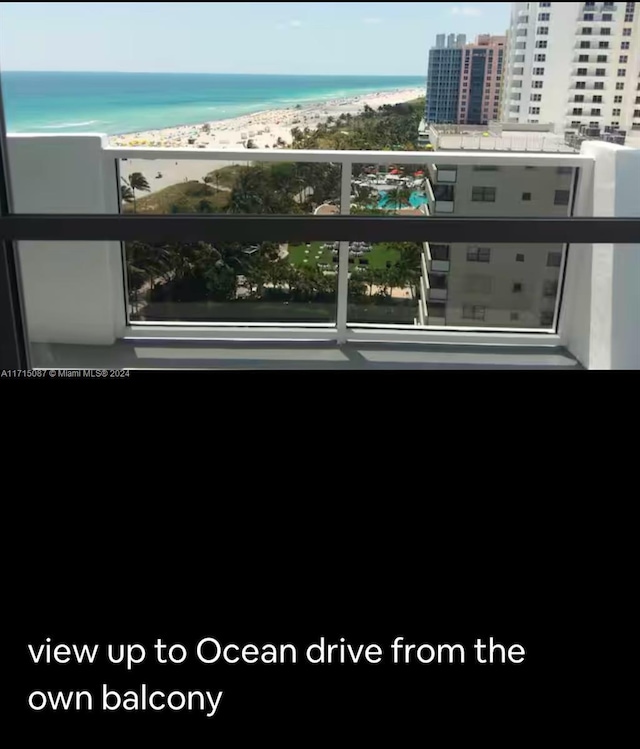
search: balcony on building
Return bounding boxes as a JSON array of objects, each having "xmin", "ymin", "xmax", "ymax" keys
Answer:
[{"xmin": 2, "ymin": 126, "xmax": 639, "ymax": 370}]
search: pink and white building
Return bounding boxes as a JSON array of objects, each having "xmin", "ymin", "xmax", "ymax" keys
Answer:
[{"xmin": 458, "ymin": 35, "xmax": 507, "ymax": 126}]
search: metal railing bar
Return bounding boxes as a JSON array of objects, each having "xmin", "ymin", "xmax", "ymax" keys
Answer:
[
  {"xmin": 1, "ymin": 215, "xmax": 637, "ymax": 244},
  {"xmin": 101, "ymin": 145, "xmax": 592, "ymax": 168}
]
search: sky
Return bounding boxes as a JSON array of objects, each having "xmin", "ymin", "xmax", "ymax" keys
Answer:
[{"xmin": 0, "ymin": 2, "xmax": 511, "ymax": 76}]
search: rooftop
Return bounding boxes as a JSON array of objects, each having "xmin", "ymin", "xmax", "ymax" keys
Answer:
[{"xmin": 426, "ymin": 124, "xmax": 577, "ymax": 153}]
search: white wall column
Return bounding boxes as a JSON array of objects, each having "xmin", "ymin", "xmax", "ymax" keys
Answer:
[
  {"xmin": 561, "ymin": 142, "xmax": 640, "ymax": 370},
  {"xmin": 7, "ymin": 134, "xmax": 125, "ymax": 345}
]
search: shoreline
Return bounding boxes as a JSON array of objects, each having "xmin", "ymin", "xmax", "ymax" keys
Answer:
[
  {"xmin": 108, "ymin": 84, "xmax": 424, "ymax": 139},
  {"xmin": 113, "ymin": 86, "xmax": 424, "ymax": 153}
]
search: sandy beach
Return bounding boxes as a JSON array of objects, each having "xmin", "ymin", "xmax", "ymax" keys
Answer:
[{"xmin": 116, "ymin": 87, "xmax": 423, "ymax": 193}]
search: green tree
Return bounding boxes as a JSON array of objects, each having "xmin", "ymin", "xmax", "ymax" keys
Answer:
[
  {"xmin": 121, "ymin": 184, "xmax": 134, "ymax": 207},
  {"xmin": 122, "ymin": 172, "xmax": 151, "ymax": 213},
  {"xmin": 197, "ymin": 199, "xmax": 214, "ymax": 213},
  {"xmin": 388, "ymin": 185, "xmax": 413, "ymax": 213}
]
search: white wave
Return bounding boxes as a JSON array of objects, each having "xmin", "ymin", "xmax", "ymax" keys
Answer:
[{"xmin": 41, "ymin": 120, "xmax": 102, "ymax": 129}]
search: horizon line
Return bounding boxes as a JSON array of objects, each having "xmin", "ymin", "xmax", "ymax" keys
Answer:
[{"xmin": 2, "ymin": 69, "xmax": 426, "ymax": 78}]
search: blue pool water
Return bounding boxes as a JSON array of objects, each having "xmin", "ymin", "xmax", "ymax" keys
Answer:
[{"xmin": 377, "ymin": 191, "xmax": 428, "ymax": 210}]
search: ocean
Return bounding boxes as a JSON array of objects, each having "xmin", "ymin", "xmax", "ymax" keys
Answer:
[{"xmin": 2, "ymin": 72, "xmax": 426, "ymax": 136}]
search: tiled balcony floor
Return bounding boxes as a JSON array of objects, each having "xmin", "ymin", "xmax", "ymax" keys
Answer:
[{"xmin": 31, "ymin": 341, "xmax": 584, "ymax": 370}]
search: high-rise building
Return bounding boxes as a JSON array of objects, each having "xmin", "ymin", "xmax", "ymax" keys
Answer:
[
  {"xmin": 426, "ymin": 35, "xmax": 505, "ymax": 126},
  {"xmin": 501, "ymin": 2, "xmax": 640, "ymax": 133},
  {"xmin": 418, "ymin": 124, "xmax": 577, "ymax": 329},
  {"xmin": 458, "ymin": 35, "xmax": 507, "ymax": 125},
  {"xmin": 426, "ymin": 34, "xmax": 466, "ymax": 124}
]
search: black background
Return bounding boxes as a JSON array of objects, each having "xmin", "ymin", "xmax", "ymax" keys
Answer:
[
  {"xmin": 14, "ymin": 538, "xmax": 578, "ymax": 746},
  {"xmin": 9, "ymin": 384, "xmax": 607, "ymax": 746}
]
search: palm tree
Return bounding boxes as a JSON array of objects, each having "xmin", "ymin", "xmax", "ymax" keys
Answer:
[
  {"xmin": 389, "ymin": 186, "xmax": 412, "ymax": 214},
  {"xmin": 120, "ymin": 184, "xmax": 134, "ymax": 209},
  {"xmin": 122, "ymin": 172, "xmax": 150, "ymax": 213},
  {"xmin": 353, "ymin": 184, "xmax": 374, "ymax": 208}
]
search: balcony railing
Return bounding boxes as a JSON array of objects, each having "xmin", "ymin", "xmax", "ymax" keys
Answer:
[{"xmin": 1, "ymin": 133, "xmax": 639, "ymax": 369}]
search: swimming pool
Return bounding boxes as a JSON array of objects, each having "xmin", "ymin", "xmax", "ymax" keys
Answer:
[{"xmin": 377, "ymin": 191, "xmax": 429, "ymax": 210}]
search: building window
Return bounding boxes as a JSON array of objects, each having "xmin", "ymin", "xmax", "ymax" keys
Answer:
[
  {"xmin": 613, "ymin": 108, "xmax": 621, "ymax": 116},
  {"xmin": 599, "ymin": 42, "xmax": 610, "ymax": 49},
  {"xmin": 577, "ymin": 68, "xmax": 588, "ymax": 76},
  {"xmin": 547, "ymin": 251, "xmax": 562, "ymax": 268},
  {"xmin": 582, "ymin": 27, "xmax": 592, "ymax": 35},
  {"xmin": 471, "ymin": 187, "xmax": 497, "ymax": 203},
  {"xmin": 557, "ymin": 167, "xmax": 573, "ymax": 175},
  {"xmin": 576, "ymin": 81, "xmax": 586, "ymax": 89},
  {"xmin": 603, "ymin": 13, "xmax": 613, "ymax": 21},
  {"xmin": 538, "ymin": 27, "xmax": 549, "ymax": 35},
  {"xmin": 596, "ymin": 69, "xmax": 606, "ymax": 76},
  {"xmin": 580, "ymin": 41, "xmax": 591, "ymax": 49},
  {"xmin": 574, "ymin": 95, "xmax": 585, "ymax": 103},
  {"xmin": 620, "ymin": 55, "xmax": 629, "ymax": 64},
  {"xmin": 534, "ymin": 54, "xmax": 546, "ymax": 62},
  {"xmin": 540, "ymin": 311, "xmax": 555, "ymax": 327},
  {"xmin": 614, "ymin": 95, "xmax": 623, "ymax": 103},
  {"xmin": 531, "ymin": 93, "xmax": 542, "ymax": 101},
  {"xmin": 540, "ymin": 1, "xmax": 551, "ymax": 6},
  {"xmin": 597, "ymin": 55, "xmax": 607, "ymax": 63},
  {"xmin": 532, "ymin": 80, "xmax": 544, "ymax": 89},
  {"xmin": 533, "ymin": 67, "xmax": 545, "ymax": 75},
  {"xmin": 601, "ymin": 27, "xmax": 611, "ymax": 35},
  {"xmin": 529, "ymin": 107, "xmax": 540, "ymax": 115},
  {"xmin": 578, "ymin": 55, "xmax": 589, "ymax": 63},
  {"xmin": 467, "ymin": 247, "xmax": 491, "ymax": 263},
  {"xmin": 462, "ymin": 306, "xmax": 486, "ymax": 322},
  {"xmin": 616, "ymin": 82, "xmax": 625, "ymax": 90},
  {"xmin": 621, "ymin": 42, "xmax": 630, "ymax": 50},
  {"xmin": 543, "ymin": 280, "xmax": 559, "ymax": 298},
  {"xmin": 583, "ymin": 13, "xmax": 594, "ymax": 21},
  {"xmin": 538, "ymin": 12, "xmax": 550, "ymax": 21},
  {"xmin": 522, "ymin": 192, "xmax": 532, "ymax": 201},
  {"xmin": 430, "ymin": 244, "xmax": 450, "ymax": 261},
  {"xmin": 618, "ymin": 69, "xmax": 627, "ymax": 77},
  {"xmin": 512, "ymin": 283, "xmax": 523, "ymax": 294},
  {"xmin": 635, "ymin": 110, "xmax": 640, "ymax": 118},
  {"xmin": 593, "ymin": 95, "xmax": 602, "ymax": 103},
  {"xmin": 594, "ymin": 82, "xmax": 604, "ymax": 90},
  {"xmin": 536, "ymin": 40, "xmax": 548, "ymax": 48},
  {"xmin": 573, "ymin": 108, "xmax": 583, "ymax": 115},
  {"xmin": 554, "ymin": 190, "xmax": 571, "ymax": 206}
]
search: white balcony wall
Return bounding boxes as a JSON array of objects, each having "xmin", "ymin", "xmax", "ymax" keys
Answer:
[
  {"xmin": 435, "ymin": 168, "xmax": 457, "ymax": 183},
  {"xmin": 561, "ymin": 141, "xmax": 640, "ymax": 370},
  {"xmin": 7, "ymin": 134, "xmax": 125, "ymax": 345},
  {"xmin": 435, "ymin": 201, "xmax": 455, "ymax": 214},
  {"xmin": 2, "ymin": 135, "xmax": 636, "ymax": 367}
]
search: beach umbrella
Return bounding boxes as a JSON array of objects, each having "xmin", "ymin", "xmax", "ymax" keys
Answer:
[
  {"xmin": 414, "ymin": 171, "xmax": 424, "ymax": 176},
  {"xmin": 390, "ymin": 169, "xmax": 400, "ymax": 175}
]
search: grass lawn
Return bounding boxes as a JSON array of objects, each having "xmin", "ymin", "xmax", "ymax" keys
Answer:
[
  {"xmin": 132, "ymin": 181, "xmax": 230, "ymax": 214},
  {"xmin": 288, "ymin": 242, "xmax": 401, "ymax": 270}
]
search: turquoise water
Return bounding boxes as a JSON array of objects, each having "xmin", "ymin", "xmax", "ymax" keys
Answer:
[
  {"xmin": 1, "ymin": 72, "xmax": 426, "ymax": 135},
  {"xmin": 377, "ymin": 190, "xmax": 428, "ymax": 210}
]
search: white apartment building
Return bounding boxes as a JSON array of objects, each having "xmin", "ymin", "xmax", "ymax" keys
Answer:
[
  {"xmin": 419, "ymin": 125, "xmax": 577, "ymax": 330},
  {"xmin": 501, "ymin": 2, "xmax": 640, "ymax": 134}
]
